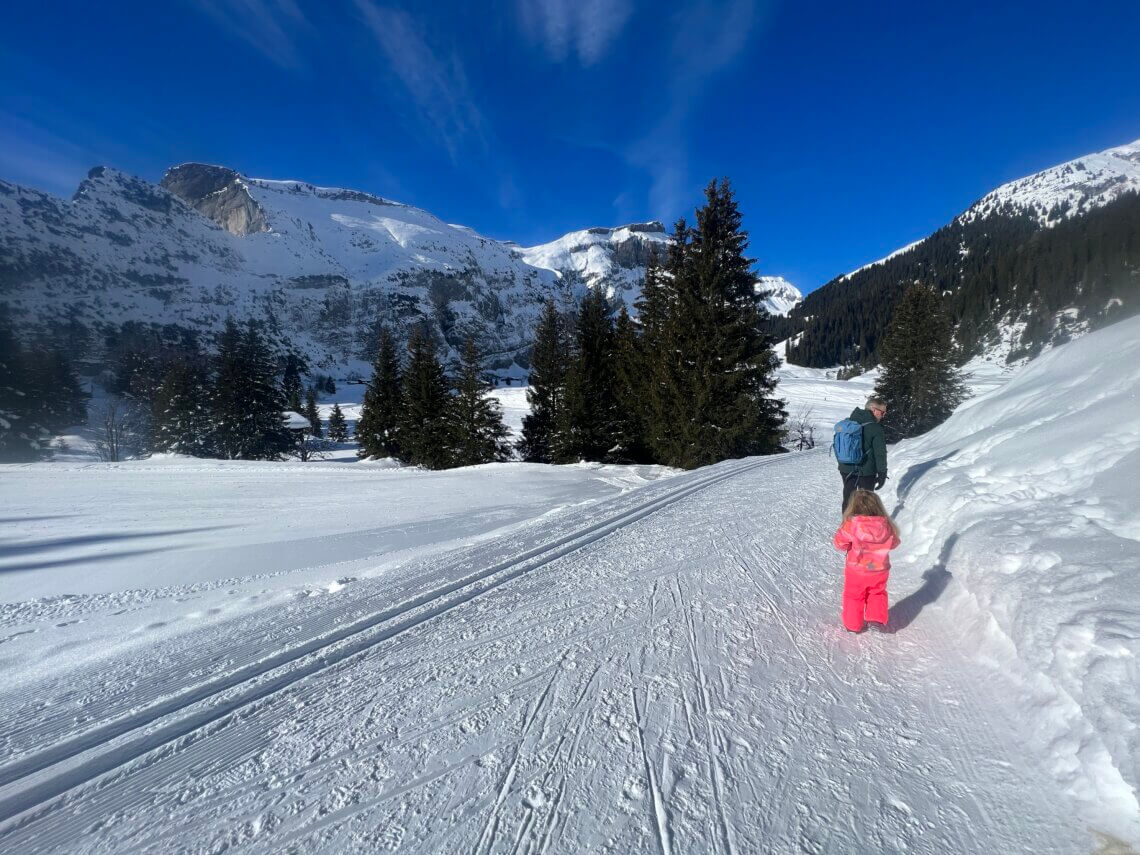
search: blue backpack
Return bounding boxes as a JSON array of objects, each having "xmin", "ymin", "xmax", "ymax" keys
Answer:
[{"xmin": 832, "ymin": 419, "xmax": 865, "ymax": 465}]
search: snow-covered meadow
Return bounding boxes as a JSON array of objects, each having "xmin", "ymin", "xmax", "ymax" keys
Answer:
[{"xmin": 1, "ymin": 317, "xmax": 1138, "ymax": 851}]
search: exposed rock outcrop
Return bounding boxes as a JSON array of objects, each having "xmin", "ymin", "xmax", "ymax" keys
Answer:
[{"xmin": 161, "ymin": 163, "xmax": 269, "ymax": 236}]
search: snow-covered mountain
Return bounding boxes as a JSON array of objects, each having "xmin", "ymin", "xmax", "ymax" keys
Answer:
[
  {"xmin": 754, "ymin": 275, "xmax": 802, "ymax": 316},
  {"xmin": 959, "ymin": 138, "xmax": 1140, "ymax": 226},
  {"xmin": 840, "ymin": 138, "xmax": 1140, "ymax": 275},
  {"xmin": 1, "ymin": 164, "xmax": 799, "ymax": 374},
  {"xmin": 520, "ymin": 223, "xmax": 800, "ymax": 316},
  {"xmin": 515, "ymin": 222, "xmax": 670, "ymax": 304},
  {"xmin": 783, "ymin": 137, "xmax": 1140, "ymax": 367},
  {"xmin": 0, "ymin": 164, "xmax": 565, "ymax": 374}
]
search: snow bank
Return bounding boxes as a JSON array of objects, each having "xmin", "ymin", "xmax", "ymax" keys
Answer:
[{"xmin": 887, "ymin": 313, "xmax": 1140, "ymax": 841}]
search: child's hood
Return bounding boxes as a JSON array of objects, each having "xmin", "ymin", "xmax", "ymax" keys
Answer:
[{"xmin": 848, "ymin": 515, "xmax": 894, "ymax": 543}]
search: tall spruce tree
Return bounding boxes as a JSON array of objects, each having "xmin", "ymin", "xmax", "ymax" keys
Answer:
[
  {"xmin": 327, "ymin": 403, "xmax": 349, "ymax": 442},
  {"xmin": 555, "ymin": 288, "xmax": 619, "ymax": 462},
  {"xmin": 518, "ymin": 299, "xmax": 568, "ymax": 462},
  {"xmin": 398, "ymin": 326, "xmax": 454, "ymax": 469},
  {"xmin": 450, "ymin": 336, "xmax": 511, "ymax": 466},
  {"xmin": 0, "ymin": 313, "xmax": 50, "ymax": 462},
  {"xmin": 152, "ymin": 359, "xmax": 214, "ymax": 456},
  {"xmin": 211, "ymin": 320, "xmax": 292, "ymax": 460},
  {"xmin": 610, "ymin": 306, "xmax": 652, "ymax": 463},
  {"xmin": 648, "ymin": 181, "xmax": 785, "ymax": 468},
  {"xmin": 638, "ymin": 230, "xmax": 685, "ymax": 462},
  {"xmin": 282, "ymin": 354, "xmax": 303, "ymax": 412},
  {"xmin": 303, "ymin": 386, "xmax": 323, "ymax": 438},
  {"xmin": 874, "ymin": 283, "xmax": 966, "ymax": 441},
  {"xmin": 357, "ymin": 324, "xmax": 403, "ymax": 459}
]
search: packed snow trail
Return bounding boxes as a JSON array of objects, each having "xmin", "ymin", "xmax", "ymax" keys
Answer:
[{"xmin": 0, "ymin": 452, "xmax": 1093, "ymax": 853}]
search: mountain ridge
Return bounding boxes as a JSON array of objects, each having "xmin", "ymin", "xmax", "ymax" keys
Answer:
[
  {"xmin": 1, "ymin": 161, "xmax": 799, "ymax": 375},
  {"xmin": 779, "ymin": 137, "xmax": 1140, "ymax": 368}
]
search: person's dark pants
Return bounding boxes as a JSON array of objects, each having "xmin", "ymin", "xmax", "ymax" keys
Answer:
[{"xmin": 841, "ymin": 473, "xmax": 877, "ymax": 513}]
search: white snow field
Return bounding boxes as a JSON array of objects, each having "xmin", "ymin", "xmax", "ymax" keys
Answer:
[{"xmin": 1, "ymin": 318, "xmax": 1138, "ymax": 852}]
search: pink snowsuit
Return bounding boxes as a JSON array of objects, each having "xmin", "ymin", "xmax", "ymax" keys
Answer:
[{"xmin": 833, "ymin": 515, "xmax": 901, "ymax": 632}]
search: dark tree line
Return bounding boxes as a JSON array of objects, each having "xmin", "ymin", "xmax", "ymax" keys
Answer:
[
  {"xmin": 0, "ymin": 308, "xmax": 89, "ymax": 461},
  {"xmin": 775, "ymin": 191, "xmax": 1140, "ymax": 367},
  {"xmin": 356, "ymin": 326, "xmax": 511, "ymax": 469},
  {"xmin": 520, "ymin": 180, "xmax": 786, "ymax": 470}
]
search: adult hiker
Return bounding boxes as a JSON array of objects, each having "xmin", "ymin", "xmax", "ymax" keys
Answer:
[{"xmin": 834, "ymin": 396, "xmax": 888, "ymax": 513}]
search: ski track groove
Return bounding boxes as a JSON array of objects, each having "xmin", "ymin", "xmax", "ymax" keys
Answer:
[
  {"xmin": 0, "ymin": 458, "xmax": 773, "ymax": 831},
  {"xmin": 629, "ymin": 672, "xmax": 672, "ymax": 855}
]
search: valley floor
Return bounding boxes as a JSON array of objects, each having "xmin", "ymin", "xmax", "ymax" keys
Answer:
[{"xmin": 0, "ymin": 451, "xmax": 1101, "ymax": 853}]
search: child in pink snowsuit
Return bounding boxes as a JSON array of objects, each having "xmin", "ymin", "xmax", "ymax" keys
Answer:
[{"xmin": 833, "ymin": 489, "xmax": 901, "ymax": 632}]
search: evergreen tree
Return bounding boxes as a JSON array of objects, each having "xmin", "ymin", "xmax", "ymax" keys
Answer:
[
  {"xmin": 874, "ymin": 283, "xmax": 967, "ymax": 441},
  {"xmin": 555, "ymin": 288, "xmax": 618, "ymax": 462},
  {"xmin": 282, "ymin": 354, "xmax": 303, "ymax": 412},
  {"xmin": 518, "ymin": 300, "xmax": 568, "ymax": 462},
  {"xmin": 611, "ymin": 306, "xmax": 652, "ymax": 462},
  {"xmin": 26, "ymin": 340, "xmax": 89, "ymax": 432},
  {"xmin": 0, "ymin": 313, "xmax": 50, "ymax": 462},
  {"xmin": 327, "ymin": 403, "xmax": 349, "ymax": 442},
  {"xmin": 152, "ymin": 359, "xmax": 214, "ymax": 456},
  {"xmin": 649, "ymin": 180, "xmax": 785, "ymax": 468},
  {"xmin": 449, "ymin": 336, "xmax": 511, "ymax": 466},
  {"xmin": 357, "ymin": 324, "xmax": 403, "ymax": 459},
  {"xmin": 398, "ymin": 326, "xmax": 454, "ymax": 469},
  {"xmin": 211, "ymin": 320, "xmax": 292, "ymax": 460},
  {"xmin": 638, "ymin": 228, "xmax": 686, "ymax": 462},
  {"xmin": 303, "ymin": 386, "xmax": 323, "ymax": 438}
]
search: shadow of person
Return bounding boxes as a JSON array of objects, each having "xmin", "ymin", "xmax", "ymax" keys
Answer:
[{"xmin": 888, "ymin": 567, "xmax": 953, "ymax": 632}]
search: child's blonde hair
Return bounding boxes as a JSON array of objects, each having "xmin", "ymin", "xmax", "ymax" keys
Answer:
[{"xmin": 843, "ymin": 489, "xmax": 899, "ymax": 538}]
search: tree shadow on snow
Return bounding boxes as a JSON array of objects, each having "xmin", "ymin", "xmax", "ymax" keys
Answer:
[
  {"xmin": 888, "ymin": 533, "xmax": 957, "ymax": 633},
  {"xmin": 0, "ymin": 526, "xmax": 235, "ymax": 573}
]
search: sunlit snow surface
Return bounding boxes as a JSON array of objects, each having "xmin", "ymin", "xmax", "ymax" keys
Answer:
[{"xmin": 1, "ymin": 319, "xmax": 1138, "ymax": 851}]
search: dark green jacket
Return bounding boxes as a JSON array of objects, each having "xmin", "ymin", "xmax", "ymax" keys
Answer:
[{"xmin": 837, "ymin": 407, "xmax": 887, "ymax": 478}]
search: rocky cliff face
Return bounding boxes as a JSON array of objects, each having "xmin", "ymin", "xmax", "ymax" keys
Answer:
[{"xmin": 160, "ymin": 164, "xmax": 268, "ymax": 236}]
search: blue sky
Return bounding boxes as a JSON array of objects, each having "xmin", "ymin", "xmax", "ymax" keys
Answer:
[{"xmin": 2, "ymin": 0, "xmax": 1138, "ymax": 292}]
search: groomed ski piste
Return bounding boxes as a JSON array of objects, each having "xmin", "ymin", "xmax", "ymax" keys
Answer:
[{"xmin": 1, "ymin": 317, "xmax": 1138, "ymax": 853}]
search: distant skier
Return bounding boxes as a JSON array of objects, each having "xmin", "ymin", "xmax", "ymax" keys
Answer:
[
  {"xmin": 833, "ymin": 489, "xmax": 901, "ymax": 632},
  {"xmin": 834, "ymin": 396, "xmax": 888, "ymax": 513}
]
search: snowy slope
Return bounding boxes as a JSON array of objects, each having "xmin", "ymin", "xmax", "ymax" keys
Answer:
[
  {"xmin": 887, "ymin": 312, "xmax": 1140, "ymax": 841},
  {"xmin": 960, "ymin": 138, "xmax": 1140, "ymax": 226}
]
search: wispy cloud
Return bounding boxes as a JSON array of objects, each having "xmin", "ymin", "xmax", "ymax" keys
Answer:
[
  {"xmin": 189, "ymin": 0, "xmax": 311, "ymax": 70},
  {"xmin": 517, "ymin": 0, "xmax": 634, "ymax": 65},
  {"xmin": 626, "ymin": 0, "xmax": 763, "ymax": 219},
  {"xmin": 353, "ymin": 1, "xmax": 487, "ymax": 161}
]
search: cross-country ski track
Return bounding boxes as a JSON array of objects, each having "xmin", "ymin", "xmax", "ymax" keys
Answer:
[{"xmin": 0, "ymin": 451, "xmax": 1094, "ymax": 853}]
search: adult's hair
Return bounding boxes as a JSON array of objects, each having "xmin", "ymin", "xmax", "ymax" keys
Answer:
[
  {"xmin": 842, "ymin": 489, "xmax": 899, "ymax": 538},
  {"xmin": 866, "ymin": 396, "xmax": 887, "ymax": 409}
]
